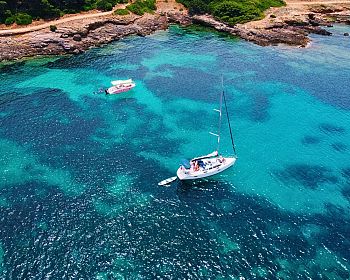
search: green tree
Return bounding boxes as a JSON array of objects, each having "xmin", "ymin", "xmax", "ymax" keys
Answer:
[
  {"xmin": 0, "ymin": 1, "xmax": 7, "ymax": 22},
  {"xmin": 96, "ymin": 0, "xmax": 115, "ymax": 11},
  {"xmin": 177, "ymin": 0, "xmax": 284, "ymax": 25},
  {"xmin": 114, "ymin": 8, "xmax": 129, "ymax": 15},
  {"xmin": 126, "ymin": 0, "xmax": 156, "ymax": 15},
  {"xmin": 15, "ymin": 12, "xmax": 33, "ymax": 25},
  {"xmin": 5, "ymin": 15, "xmax": 15, "ymax": 25},
  {"xmin": 188, "ymin": 0, "xmax": 208, "ymax": 15}
]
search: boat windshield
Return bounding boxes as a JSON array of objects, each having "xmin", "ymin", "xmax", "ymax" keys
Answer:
[{"xmin": 181, "ymin": 159, "xmax": 191, "ymax": 169}]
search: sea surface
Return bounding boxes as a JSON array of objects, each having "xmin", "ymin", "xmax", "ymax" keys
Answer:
[{"xmin": 1, "ymin": 24, "xmax": 350, "ymax": 279}]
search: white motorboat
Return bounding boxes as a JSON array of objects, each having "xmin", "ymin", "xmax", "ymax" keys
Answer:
[{"xmin": 105, "ymin": 79, "xmax": 136, "ymax": 95}]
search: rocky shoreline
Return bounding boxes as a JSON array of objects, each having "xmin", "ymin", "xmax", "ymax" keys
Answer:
[
  {"xmin": 0, "ymin": 2, "xmax": 349, "ymax": 62},
  {"xmin": 192, "ymin": 2, "xmax": 350, "ymax": 47},
  {"xmin": 0, "ymin": 12, "xmax": 191, "ymax": 61}
]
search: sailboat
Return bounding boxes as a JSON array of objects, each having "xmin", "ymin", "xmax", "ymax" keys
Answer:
[{"xmin": 158, "ymin": 87, "xmax": 237, "ymax": 186}]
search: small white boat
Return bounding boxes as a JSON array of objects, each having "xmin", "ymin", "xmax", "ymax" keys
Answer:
[
  {"xmin": 176, "ymin": 88, "xmax": 237, "ymax": 181},
  {"xmin": 158, "ymin": 176, "xmax": 178, "ymax": 186},
  {"xmin": 105, "ymin": 79, "xmax": 136, "ymax": 95}
]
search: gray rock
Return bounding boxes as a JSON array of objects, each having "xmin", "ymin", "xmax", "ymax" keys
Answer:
[
  {"xmin": 344, "ymin": 32, "xmax": 349, "ymax": 36},
  {"xmin": 62, "ymin": 43, "xmax": 71, "ymax": 50},
  {"xmin": 73, "ymin": 34, "xmax": 82, "ymax": 41}
]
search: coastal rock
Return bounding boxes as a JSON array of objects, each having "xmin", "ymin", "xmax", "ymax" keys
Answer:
[
  {"xmin": 0, "ymin": 12, "xmax": 174, "ymax": 61},
  {"xmin": 301, "ymin": 26, "xmax": 332, "ymax": 35},
  {"xmin": 310, "ymin": 5, "xmax": 344, "ymax": 14},
  {"xmin": 62, "ymin": 44, "xmax": 71, "ymax": 51},
  {"xmin": 192, "ymin": 14, "xmax": 310, "ymax": 47},
  {"xmin": 345, "ymin": 32, "xmax": 349, "ymax": 36},
  {"xmin": 166, "ymin": 12, "xmax": 192, "ymax": 25},
  {"xmin": 73, "ymin": 34, "xmax": 82, "ymax": 41},
  {"xmin": 285, "ymin": 19, "xmax": 308, "ymax": 26}
]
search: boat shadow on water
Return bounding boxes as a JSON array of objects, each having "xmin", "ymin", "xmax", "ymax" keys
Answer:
[
  {"xmin": 174, "ymin": 178, "xmax": 236, "ymax": 207},
  {"xmin": 175, "ymin": 177, "xmax": 233, "ymax": 194}
]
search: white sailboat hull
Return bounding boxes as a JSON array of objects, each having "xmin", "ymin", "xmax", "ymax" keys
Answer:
[{"xmin": 176, "ymin": 156, "xmax": 236, "ymax": 181}]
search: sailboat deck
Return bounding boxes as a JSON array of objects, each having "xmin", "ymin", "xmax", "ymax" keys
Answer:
[{"xmin": 177, "ymin": 156, "xmax": 236, "ymax": 180}]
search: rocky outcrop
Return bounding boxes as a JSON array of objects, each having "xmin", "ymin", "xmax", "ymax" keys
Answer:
[
  {"xmin": 0, "ymin": 14, "xmax": 173, "ymax": 61},
  {"xmin": 165, "ymin": 11, "xmax": 192, "ymax": 25},
  {"xmin": 192, "ymin": 13, "xmax": 337, "ymax": 47}
]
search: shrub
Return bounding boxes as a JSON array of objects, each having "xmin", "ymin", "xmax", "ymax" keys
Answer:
[
  {"xmin": 105, "ymin": 3, "xmax": 113, "ymax": 10},
  {"xmin": 50, "ymin": 25, "xmax": 57, "ymax": 32},
  {"xmin": 5, "ymin": 15, "xmax": 15, "ymax": 25},
  {"xmin": 114, "ymin": 9, "xmax": 129, "ymax": 15},
  {"xmin": 83, "ymin": 4, "xmax": 95, "ymax": 11},
  {"xmin": 188, "ymin": 0, "xmax": 208, "ymax": 15},
  {"xmin": 1, "ymin": 9, "xmax": 11, "ymax": 23},
  {"xmin": 96, "ymin": 0, "xmax": 114, "ymax": 11},
  {"xmin": 15, "ymin": 13, "xmax": 32, "ymax": 25},
  {"xmin": 177, "ymin": 0, "xmax": 285, "ymax": 25},
  {"xmin": 127, "ymin": 0, "xmax": 156, "ymax": 15},
  {"xmin": 41, "ymin": 8, "xmax": 61, "ymax": 19}
]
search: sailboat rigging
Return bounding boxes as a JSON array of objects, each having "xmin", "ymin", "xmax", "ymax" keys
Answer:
[{"xmin": 158, "ymin": 86, "xmax": 237, "ymax": 186}]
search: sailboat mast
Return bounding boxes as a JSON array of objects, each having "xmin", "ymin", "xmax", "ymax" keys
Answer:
[
  {"xmin": 222, "ymin": 90, "xmax": 237, "ymax": 155},
  {"xmin": 217, "ymin": 89, "xmax": 223, "ymax": 153}
]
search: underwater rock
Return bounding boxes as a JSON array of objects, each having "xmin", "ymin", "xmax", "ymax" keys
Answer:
[
  {"xmin": 276, "ymin": 163, "xmax": 338, "ymax": 189},
  {"xmin": 331, "ymin": 142, "xmax": 347, "ymax": 152},
  {"xmin": 319, "ymin": 123, "xmax": 346, "ymax": 134}
]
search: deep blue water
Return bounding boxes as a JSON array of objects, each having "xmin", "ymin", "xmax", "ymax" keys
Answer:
[{"xmin": 0, "ymin": 24, "xmax": 350, "ymax": 279}]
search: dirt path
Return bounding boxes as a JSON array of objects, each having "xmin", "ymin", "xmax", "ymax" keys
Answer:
[
  {"xmin": 0, "ymin": 8, "xmax": 120, "ymax": 36},
  {"xmin": 0, "ymin": 0, "xmax": 185, "ymax": 37},
  {"xmin": 286, "ymin": 0, "xmax": 350, "ymax": 5}
]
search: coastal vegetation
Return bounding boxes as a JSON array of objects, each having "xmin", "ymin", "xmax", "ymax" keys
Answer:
[
  {"xmin": 0, "ymin": 0, "xmax": 123, "ymax": 25},
  {"xmin": 177, "ymin": 0, "xmax": 285, "ymax": 25},
  {"xmin": 0, "ymin": 0, "xmax": 156, "ymax": 25},
  {"xmin": 126, "ymin": 0, "xmax": 156, "ymax": 16},
  {"xmin": 49, "ymin": 24, "xmax": 57, "ymax": 32},
  {"xmin": 114, "ymin": 8, "xmax": 130, "ymax": 15}
]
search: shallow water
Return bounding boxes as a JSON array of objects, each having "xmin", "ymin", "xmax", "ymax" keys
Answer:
[{"xmin": 0, "ymin": 25, "xmax": 350, "ymax": 279}]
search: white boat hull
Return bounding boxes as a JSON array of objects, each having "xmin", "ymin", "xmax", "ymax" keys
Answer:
[
  {"xmin": 176, "ymin": 156, "xmax": 236, "ymax": 180},
  {"xmin": 106, "ymin": 83, "xmax": 135, "ymax": 95}
]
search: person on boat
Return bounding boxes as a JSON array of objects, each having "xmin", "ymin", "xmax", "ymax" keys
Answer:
[
  {"xmin": 194, "ymin": 161, "xmax": 199, "ymax": 172},
  {"xmin": 217, "ymin": 156, "xmax": 225, "ymax": 163}
]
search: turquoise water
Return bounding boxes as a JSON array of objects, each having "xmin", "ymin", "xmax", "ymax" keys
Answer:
[{"xmin": 1, "ymin": 24, "xmax": 350, "ymax": 279}]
